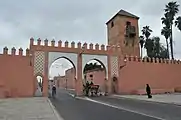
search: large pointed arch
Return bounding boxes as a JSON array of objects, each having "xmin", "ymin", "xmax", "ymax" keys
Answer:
[
  {"xmin": 82, "ymin": 54, "xmax": 108, "ymax": 78},
  {"xmin": 48, "ymin": 52, "xmax": 77, "ymax": 77}
]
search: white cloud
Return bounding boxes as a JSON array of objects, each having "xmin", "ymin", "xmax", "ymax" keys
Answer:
[{"xmin": 0, "ymin": 0, "xmax": 181, "ymax": 76}]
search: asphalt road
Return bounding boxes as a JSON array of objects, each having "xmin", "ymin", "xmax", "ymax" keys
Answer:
[
  {"xmin": 50, "ymin": 89, "xmax": 165, "ymax": 120},
  {"xmin": 91, "ymin": 96, "xmax": 181, "ymax": 120},
  {"xmin": 65, "ymin": 89, "xmax": 181, "ymax": 120}
]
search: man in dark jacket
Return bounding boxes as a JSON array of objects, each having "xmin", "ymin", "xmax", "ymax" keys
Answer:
[
  {"xmin": 146, "ymin": 84, "xmax": 152, "ymax": 98},
  {"xmin": 52, "ymin": 85, "xmax": 56, "ymax": 97}
]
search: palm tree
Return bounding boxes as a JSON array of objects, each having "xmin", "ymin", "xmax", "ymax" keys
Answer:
[
  {"xmin": 139, "ymin": 36, "xmax": 145, "ymax": 59},
  {"xmin": 161, "ymin": 26, "xmax": 171, "ymax": 59},
  {"xmin": 141, "ymin": 26, "xmax": 153, "ymax": 40},
  {"xmin": 145, "ymin": 36, "xmax": 168, "ymax": 59},
  {"xmin": 161, "ymin": 14, "xmax": 171, "ymax": 27},
  {"xmin": 141, "ymin": 26, "xmax": 153, "ymax": 57},
  {"xmin": 144, "ymin": 38, "xmax": 154, "ymax": 58},
  {"xmin": 164, "ymin": 1, "xmax": 180, "ymax": 59},
  {"xmin": 153, "ymin": 37, "xmax": 161, "ymax": 58},
  {"xmin": 159, "ymin": 45, "xmax": 168, "ymax": 59},
  {"xmin": 175, "ymin": 16, "xmax": 181, "ymax": 31}
]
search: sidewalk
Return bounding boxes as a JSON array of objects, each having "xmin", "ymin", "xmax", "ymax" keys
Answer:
[
  {"xmin": 113, "ymin": 94, "xmax": 181, "ymax": 106},
  {"xmin": 0, "ymin": 97, "xmax": 64, "ymax": 120}
]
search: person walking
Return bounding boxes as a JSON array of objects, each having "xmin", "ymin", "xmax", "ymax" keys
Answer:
[
  {"xmin": 52, "ymin": 85, "xmax": 57, "ymax": 98},
  {"xmin": 146, "ymin": 84, "xmax": 152, "ymax": 98}
]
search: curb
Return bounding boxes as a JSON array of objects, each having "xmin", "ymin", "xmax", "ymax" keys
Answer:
[
  {"xmin": 47, "ymin": 98, "xmax": 64, "ymax": 120},
  {"xmin": 111, "ymin": 95, "xmax": 181, "ymax": 106}
]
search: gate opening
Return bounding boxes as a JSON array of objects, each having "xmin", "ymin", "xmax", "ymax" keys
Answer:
[
  {"xmin": 83, "ymin": 59, "xmax": 107, "ymax": 96},
  {"xmin": 49, "ymin": 57, "xmax": 76, "ymax": 94},
  {"xmin": 35, "ymin": 75, "xmax": 43, "ymax": 97}
]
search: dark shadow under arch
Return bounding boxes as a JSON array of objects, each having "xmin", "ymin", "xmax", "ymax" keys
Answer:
[{"xmin": 51, "ymin": 56, "xmax": 76, "ymax": 74}]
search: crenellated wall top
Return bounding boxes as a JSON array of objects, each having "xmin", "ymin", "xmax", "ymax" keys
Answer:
[
  {"xmin": 123, "ymin": 55, "xmax": 181, "ymax": 65},
  {"xmin": 1, "ymin": 47, "xmax": 30, "ymax": 56},
  {"xmin": 29, "ymin": 38, "xmax": 122, "ymax": 54}
]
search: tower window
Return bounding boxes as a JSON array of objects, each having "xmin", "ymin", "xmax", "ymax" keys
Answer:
[
  {"xmin": 111, "ymin": 21, "xmax": 114, "ymax": 28},
  {"xmin": 126, "ymin": 21, "xmax": 131, "ymax": 26}
]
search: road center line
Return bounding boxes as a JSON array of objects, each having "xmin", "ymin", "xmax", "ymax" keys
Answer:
[
  {"xmin": 82, "ymin": 98, "xmax": 165, "ymax": 120},
  {"xmin": 67, "ymin": 92, "xmax": 165, "ymax": 120}
]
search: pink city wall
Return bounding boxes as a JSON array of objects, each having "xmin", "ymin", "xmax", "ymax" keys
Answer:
[
  {"xmin": 65, "ymin": 68, "xmax": 75, "ymax": 89},
  {"xmin": 56, "ymin": 68, "xmax": 75, "ymax": 89},
  {"xmin": 0, "ymin": 48, "xmax": 34, "ymax": 98},
  {"xmin": 85, "ymin": 69, "xmax": 106, "ymax": 92},
  {"xmin": 56, "ymin": 58, "xmax": 181, "ymax": 95},
  {"xmin": 56, "ymin": 68, "xmax": 106, "ymax": 91},
  {"xmin": 55, "ymin": 76, "xmax": 65, "ymax": 88},
  {"xmin": 118, "ymin": 57, "xmax": 181, "ymax": 95},
  {"xmin": 55, "ymin": 76, "xmax": 66, "ymax": 88}
]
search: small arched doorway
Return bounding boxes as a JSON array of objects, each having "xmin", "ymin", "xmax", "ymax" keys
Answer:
[
  {"xmin": 34, "ymin": 75, "xmax": 43, "ymax": 97},
  {"xmin": 112, "ymin": 76, "xmax": 118, "ymax": 94}
]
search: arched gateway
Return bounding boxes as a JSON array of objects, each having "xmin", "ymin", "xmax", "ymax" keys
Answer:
[
  {"xmin": 30, "ymin": 39, "xmax": 121, "ymax": 96},
  {"xmin": 29, "ymin": 9, "xmax": 141, "ymax": 97},
  {"xmin": 0, "ymin": 10, "xmax": 141, "ymax": 98}
]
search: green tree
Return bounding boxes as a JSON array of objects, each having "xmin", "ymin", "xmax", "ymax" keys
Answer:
[
  {"xmin": 159, "ymin": 46, "xmax": 169, "ymax": 59},
  {"xmin": 141, "ymin": 26, "xmax": 153, "ymax": 57},
  {"xmin": 141, "ymin": 26, "xmax": 153, "ymax": 39},
  {"xmin": 163, "ymin": 1, "xmax": 180, "ymax": 59},
  {"xmin": 175, "ymin": 16, "xmax": 181, "ymax": 31},
  {"xmin": 83, "ymin": 62, "xmax": 103, "ymax": 73},
  {"xmin": 144, "ymin": 38, "xmax": 154, "ymax": 58},
  {"xmin": 161, "ymin": 26, "xmax": 171, "ymax": 59},
  {"xmin": 153, "ymin": 37, "xmax": 161, "ymax": 58},
  {"xmin": 152, "ymin": 37, "xmax": 168, "ymax": 59},
  {"xmin": 144, "ymin": 36, "xmax": 168, "ymax": 59},
  {"xmin": 139, "ymin": 35, "xmax": 145, "ymax": 59}
]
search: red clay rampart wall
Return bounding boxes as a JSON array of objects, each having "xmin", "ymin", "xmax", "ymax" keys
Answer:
[
  {"xmin": 56, "ymin": 76, "xmax": 66, "ymax": 88},
  {"xmin": 85, "ymin": 69, "xmax": 106, "ymax": 91},
  {"xmin": 119, "ymin": 56, "xmax": 181, "ymax": 95},
  {"xmin": 55, "ymin": 68, "xmax": 76, "ymax": 89},
  {"xmin": 0, "ymin": 47, "xmax": 34, "ymax": 98},
  {"xmin": 65, "ymin": 68, "xmax": 75, "ymax": 89}
]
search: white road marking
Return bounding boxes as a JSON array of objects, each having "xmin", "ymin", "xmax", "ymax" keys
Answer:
[
  {"xmin": 68, "ymin": 93, "xmax": 75, "ymax": 97},
  {"xmin": 67, "ymin": 88, "xmax": 75, "ymax": 91},
  {"xmin": 67, "ymin": 93, "xmax": 166, "ymax": 120},
  {"xmin": 68, "ymin": 93, "xmax": 86, "ymax": 100},
  {"xmin": 85, "ymin": 97, "xmax": 166, "ymax": 120}
]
